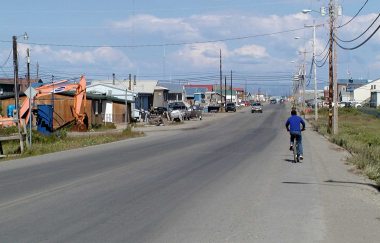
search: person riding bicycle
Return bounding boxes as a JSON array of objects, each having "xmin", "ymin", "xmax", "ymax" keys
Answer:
[{"xmin": 285, "ymin": 109, "xmax": 306, "ymax": 160}]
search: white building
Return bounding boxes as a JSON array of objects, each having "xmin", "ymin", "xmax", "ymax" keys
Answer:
[
  {"xmin": 370, "ymin": 84, "xmax": 380, "ymax": 107},
  {"xmin": 87, "ymin": 80, "xmax": 136, "ymax": 122},
  {"xmin": 353, "ymin": 79, "xmax": 380, "ymax": 104}
]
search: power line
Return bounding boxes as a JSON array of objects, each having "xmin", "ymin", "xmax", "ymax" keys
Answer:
[
  {"xmin": 0, "ymin": 48, "xmax": 12, "ymax": 67},
  {"xmin": 334, "ymin": 13, "xmax": 380, "ymax": 43},
  {"xmin": 316, "ymin": 39, "xmax": 330, "ymax": 57},
  {"xmin": 0, "ymin": 27, "xmax": 308, "ymax": 49},
  {"xmin": 334, "ymin": 23, "xmax": 380, "ymax": 50},
  {"xmin": 337, "ymin": 0, "xmax": 369, "ymax": 29},
  {"xmin": 315, "ymin": 51, "xmax": 329, "ymax": 68}
]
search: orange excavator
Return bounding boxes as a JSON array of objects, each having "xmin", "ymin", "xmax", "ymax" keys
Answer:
[{"xmin": 0, "ymin": 75, "xmax": 88, "ymax": 132}]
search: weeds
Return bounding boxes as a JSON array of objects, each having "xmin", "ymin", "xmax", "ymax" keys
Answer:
[
  {"xmin": 309, "ymin": 107, "xmax": 380, "ymax": 185},
  {"xmin": 1, "ymin": 125, "xmax": 144, "ymax": 159}
]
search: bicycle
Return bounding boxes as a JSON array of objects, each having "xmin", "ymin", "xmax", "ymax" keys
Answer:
[
  {"xmin": 290, "ymin": 133, "xmax": 301, "ymax": 163},
  {"xmin": 292, "ymin": 137, "xmax": 299, "ymax": 163}
]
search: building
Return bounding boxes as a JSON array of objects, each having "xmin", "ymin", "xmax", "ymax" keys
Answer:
[
  {"xmin": 152, "ymin": 86, "xmax": 169, "ymax": 108},
  {"xmin": 133, "ymin": 80, "xmax": 158, "ymax": 111},
  {"xmin": 337, "ymin": 78, "xmax": 368, "ymax": 102},
  {"xmin": 87, "ymin": 80, "xmax": 135, "ymax": 123},
  {"xmin": 234, "ymin": 87, "xmax": 245, "ymax": 103},
  {"xmin": 0, "ymin": 78, "xmax": 39, "ymax": 96},
  {"xmin": 370, "ymin": 84, "xmax": 380, "ymax": 107},
  {"xmin": 353, "ymin": 78, "xmax": 380, "ymax": 104},
  {"xmin": 183, "ymin": 84, "xmax": 213, "ymax": 105},
  {"xmin": 158, "ymin": 82, "xmax": 183, "ymax": 102}
]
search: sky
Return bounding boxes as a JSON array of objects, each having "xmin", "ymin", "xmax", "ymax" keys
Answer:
[{"xmin": 1, "ymin": 0, "xmax": 380, "ymax": 95}]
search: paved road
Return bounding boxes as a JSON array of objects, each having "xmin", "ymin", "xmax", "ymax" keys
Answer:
[{"xmin": 0, "ymin": 104, "xmax": 379, "ymax": 242}]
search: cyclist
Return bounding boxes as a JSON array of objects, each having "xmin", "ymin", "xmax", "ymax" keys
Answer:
[{"xmin": 285, "ymin": 109, "xmax": 306, "ymax": 160}]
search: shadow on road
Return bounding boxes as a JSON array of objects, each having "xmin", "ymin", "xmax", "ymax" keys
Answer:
[
  {"xmin": 281, "ymin": 180, "xmax": 379, "ymax": 192},
  {"xmin": 282, "ymin": 182, "xmax": 311, "ymax": 185},
  {"xmin": 325, "ymin": 179, "xmax": 380, "ymax": 192},
  {"xmin": 283, "ymin": 159, "xmax": 302, "ymax": 163}
]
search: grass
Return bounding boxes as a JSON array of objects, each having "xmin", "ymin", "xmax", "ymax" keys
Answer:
[
  {"xmin": 308, "ymin": 107, "xmax": 380, "ymax": 185},
  {"xmin": 0, "ymin": 125, "xmax": 144, "ymax": 160}
]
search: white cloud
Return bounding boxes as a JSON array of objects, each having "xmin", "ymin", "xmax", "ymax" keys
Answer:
[
  {"xmin": 232, "ymin": 44, "xmax": 269, "ymax": 59},
  {"xmin": 18, "ymin": 44, "xmax": 133, "ymax": 68},
  {"xmin": 173, "ymin": 42, "xmax": 270, "ymax": 69},
  {"xmin": 110, "ymin": 14, "xmax": 201, "ymax": 40},
  {"xmin": 175, "ymin": 43, "xmax": 228, "ymax": 68}
]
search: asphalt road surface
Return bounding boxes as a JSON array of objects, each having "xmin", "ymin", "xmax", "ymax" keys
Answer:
[{"xmin": 0, "ymin": 104, "xmax": 379, "ymax": 242}]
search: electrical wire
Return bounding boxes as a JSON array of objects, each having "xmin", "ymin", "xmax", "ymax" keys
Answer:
[
  {"xmin": 0, "ymin": 27, "xmax": 308, "ymax": 49},
  {"xmin": 334, "ymin": 23, "xmax": 380, "ymax": 50},
  {"xmin": 337, "ymin": 0, "xmax": 369, "ymax": 29},
  {"xmin": 334, "ymin": 13, "xmax": 380, "ymax": 43},
  {"xmin": 315, "ymin": 39, "xmax": 330, "ymax": 57},
  {"xmin": 315, "ymin": 47, "xmax": 329, "ymax": 68},
  {"xmin": 0, "ymin": 49, "xmax": 12, "ymax": 67},
  {"xmin": 315, "ymin": 53, "xmax": 329, "ymax": 68}
]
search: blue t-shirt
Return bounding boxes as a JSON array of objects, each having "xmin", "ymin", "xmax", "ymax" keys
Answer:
[{"xmin": 286, "ymin": 115, "xmax": 305, "ymax": 132}]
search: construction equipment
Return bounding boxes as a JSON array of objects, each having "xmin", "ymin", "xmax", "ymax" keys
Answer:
[{"xmin": 0, "ymin": 75, "xmax": 88, "ymax": 132}]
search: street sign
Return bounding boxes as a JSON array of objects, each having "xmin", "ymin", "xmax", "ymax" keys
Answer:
[{"xmin": 25, "ymin": 86, "xmax": 37, "ymax": 99}]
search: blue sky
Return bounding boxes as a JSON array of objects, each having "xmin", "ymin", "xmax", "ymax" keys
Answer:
[{"xmin": 1, "ymin": 0, "xmax": 380, "ymax": 95}]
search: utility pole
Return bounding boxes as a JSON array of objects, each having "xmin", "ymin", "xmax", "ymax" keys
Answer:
[
  {"xmin": 12, "ymin": 35, "xmax": 26, "ymax": 152},
  {"xmin": 12, "ymin": 36, "xmax": 19, "ymax": 119},
  {"xmin": 244, "ymin": 79, "xmax": 247, "ymax": 102},
  {"xmin": 224, "ymin": 76, "xmax": 227, "ymax": 108},
  {"xmin": 328, "ymin": 0, "xmax": 335, "ymax": 134},
  {"xmin": 219, "ymin": 49, "xmax": 223, "ymax": 110},
  {"xmin": 328, "ymin": 0, "xmax": 340, "ymax": 134},
  {"xmin": 36, "ymin": 62, "xmax": 39, "ymax": 80},
  {"xmin": 128, "ymin": 73, "xmax": 132, "ymax": 90},
  {"xmin": 299, "ymin": 50, "xmax": 307, "ymax": 116},
  {"xmin": 27, "ymin": 48, "xmax": 32, "ymax": 148},
  {"xmin": 51, "ymin": 75, "xmax": 55, "ymax": 122},
  {"xmin": 304, "ymin": 20, "xmax": 324, "ymax": 121},
  {"xmin": 125, "ymin": 74, "xmax": 132, "ymax": 127},
  {"xmin": 333, "ymin": 2, "xmax": 339, "ymax": 135},
  {"xmin": 312, "ymin": 20, "xmax": 318, "ymax": 122},
  {"xmin": 230, "ymin": 70, "xmax": 233, "ymax": 103}
]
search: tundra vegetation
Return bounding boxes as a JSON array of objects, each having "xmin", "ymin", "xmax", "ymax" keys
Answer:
[
  {"xmin": 310, "ymin": 108, "xmax": 380, "ymax": 185},
  {"xmin": 0, "ymin": 124, "xmax": 144, "ymax": 159}
]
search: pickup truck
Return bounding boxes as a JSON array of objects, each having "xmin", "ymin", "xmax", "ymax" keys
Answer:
[{"xmin": 168, "ymin": 102, "xmax": 191, "ymax": 121}]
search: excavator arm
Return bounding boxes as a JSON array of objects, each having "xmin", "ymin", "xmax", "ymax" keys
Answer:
[{"xmin": 2, "ymin": 76, "xmax": 87, "ymax": 131}]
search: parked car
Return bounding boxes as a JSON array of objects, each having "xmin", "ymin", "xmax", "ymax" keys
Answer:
[
  {"xmin": 169, "ymin": 109, "xmax": 184, "ymax": 121},
  {"xmin": 251, "ymin": 102, "xmax": 263, "ymax": 113},
  {"xmin": 169, "ymin": 102, "xmax": 191, "ymax": 120},
  {"xmin": 225, "ymin": 102, "xmax": 236, "ymax": 112}
]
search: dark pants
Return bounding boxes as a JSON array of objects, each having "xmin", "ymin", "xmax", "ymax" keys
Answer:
[{"xmin": 290, "ymin": 131, "xmax": 303, "ymax": 156}]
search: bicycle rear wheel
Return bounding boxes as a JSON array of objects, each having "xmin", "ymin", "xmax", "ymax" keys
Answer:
[{"xmin": 293, "ymin": 140, "xmax": 297, "ymax": 163}]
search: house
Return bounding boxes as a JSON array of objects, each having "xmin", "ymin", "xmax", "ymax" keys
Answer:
[
  {"xmin": 337, "ymin": 78, "xmax": 368, "ymax": 102},
  {"xmin": 234, "ymin": 87, "xmax": 245, "ymax": 103},
  {"xmin": 88, "ymin": 80, "xmax": 135, "ymax": 101},
  {"xmin": 133, "ymin": 80, "xmax": 157, "ymax": 111},
  {"xmin": 183, "ymin": 87, "xmax": 208, "ymax": 104},
  {"xmin": 158, "ymin": 82, "xmax": 183, "ymax": 102},
  {"xmin": 152, "ymin": 86, "xmax": 169, "ymax": 108},
  {"xmin": 0, "ymin": 78, "xmax": 39, "ymax": 96},
  {"xmin": 133, "ymin": 80, "xmax": 158, "ymax": 111},
  {"xmin": 87, "ymin": 80, "xmax": 135, "ymax": 123},
  {"xmin": 353, "ymin": 78, "xmax": 380, "ymax": 104},
  {"xmin": 370, "ymin": 84, "xmax": 380, "ymax": 107},
  {"xmin": 183, "ymin": 84, "xmax": 213, "ymax": 105}
]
